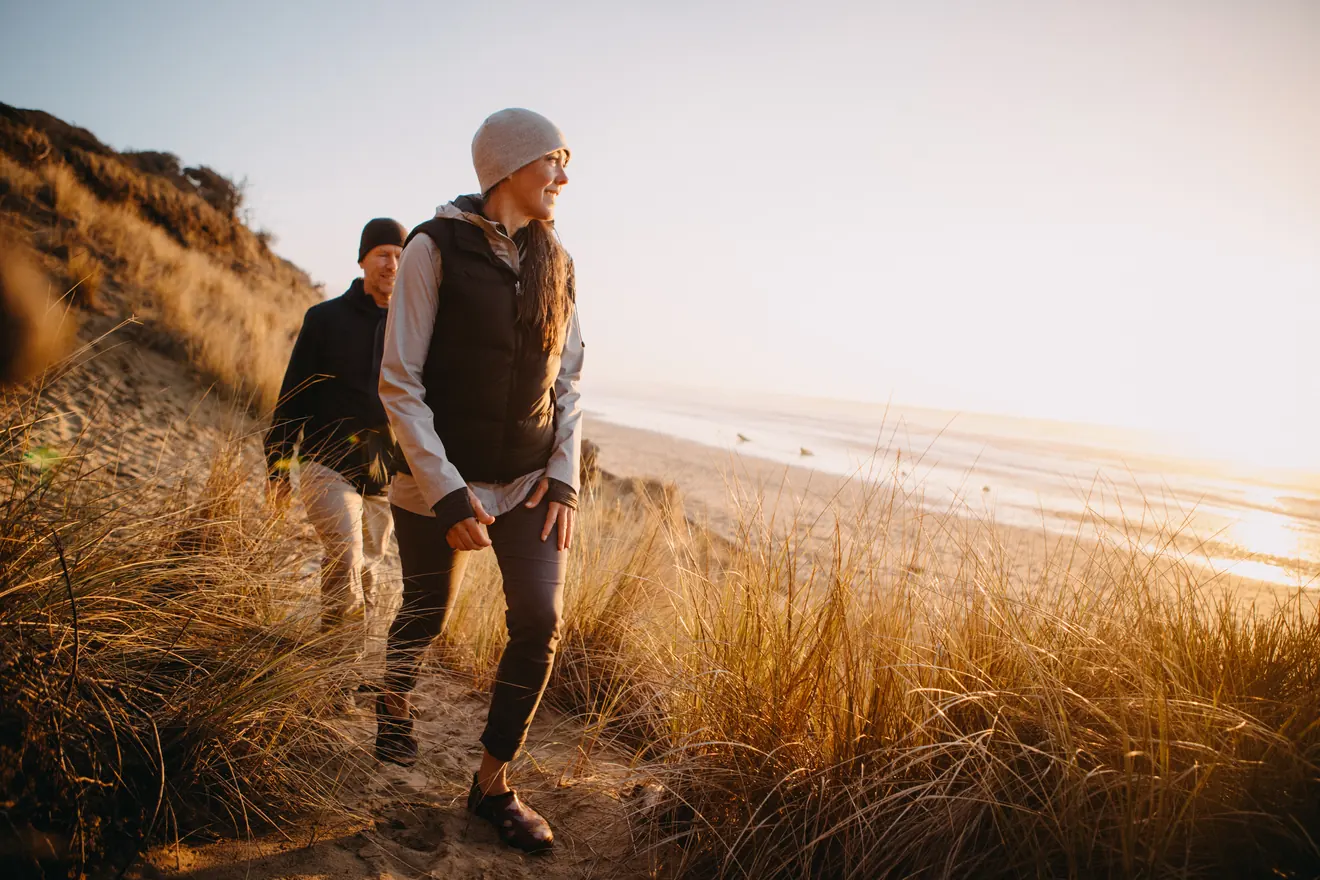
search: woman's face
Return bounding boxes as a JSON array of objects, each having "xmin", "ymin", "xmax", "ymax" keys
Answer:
[{"xmin": 505, "ymin": 150, "xmax": 569, "ymax": 221}]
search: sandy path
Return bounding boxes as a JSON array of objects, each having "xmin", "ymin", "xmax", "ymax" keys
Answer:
[
  {"xmin": 30, "ymin": 327, "xmax": 648, "ymax": 880},
  {"xmin": 142, "ymin": 671, "xmax": 645, "ymax": 880},
  {"xmin": 132, "ymin": 456, "xmax": 648, "ymax": 880}
]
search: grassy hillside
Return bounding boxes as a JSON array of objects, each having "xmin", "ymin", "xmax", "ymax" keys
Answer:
[
  {"xmin": 0, "ymin": 108, "xmax": 342, "ymax": 878},
  {"xmin": 0, "ymin": 102, "xmax": 319, "ymax": 412}
]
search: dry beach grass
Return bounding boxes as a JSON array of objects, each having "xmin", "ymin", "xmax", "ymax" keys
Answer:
[
  {"xmin": 0, "ymin": 101, "xmax": 319, "ymax": 413},
  {"xmin": 0, "ymin": 377, "xmax": 360, "ymax": 878},
  {"xmin": 10, "ymin": 366, "xmax": 1320, "ymax": 878}
]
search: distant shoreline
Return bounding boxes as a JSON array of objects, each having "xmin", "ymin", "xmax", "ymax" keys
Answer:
[
  {"xmin": 581, "ymin": 409, "xmax": 1319, "ymax": 601},
  {"xmin": 584, "ymin": 385, "xmax": 1320, "ymax": 487}
]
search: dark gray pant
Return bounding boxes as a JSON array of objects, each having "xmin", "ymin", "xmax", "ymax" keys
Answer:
[{"xmin": 385, "ymin": 497, "xmax": 566, "ymax": 762}]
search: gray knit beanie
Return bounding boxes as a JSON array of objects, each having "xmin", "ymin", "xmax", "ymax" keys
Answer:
[{"xmin": 471, "ymin": 108, "xmax": 570, "ymax": 195}]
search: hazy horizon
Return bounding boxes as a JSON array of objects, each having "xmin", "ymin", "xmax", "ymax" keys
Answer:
[
  {"xmin": 586, "ymin": 378, "xmax": 1320, "ymax": 482},
  {"xmin": 3, "ymin": 0, "xmax": 1316, "ymax": 471}
]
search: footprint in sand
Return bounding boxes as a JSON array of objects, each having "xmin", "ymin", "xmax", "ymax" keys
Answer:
[
  {"xmin": 378, "ymin": 764, "xmax": 432, "ymax": 797},
  {"xmin": 377, "ymin": 803, "xmax": 449, "ymax": 854},
  {"xmin": 425, "ymin": 748, "xmax": 474, "ymax": 779}
]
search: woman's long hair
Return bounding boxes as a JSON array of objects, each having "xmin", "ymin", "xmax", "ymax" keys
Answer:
[{"xmin": 519, "ymin": 219, "xmax": 572, "ymax": 353}]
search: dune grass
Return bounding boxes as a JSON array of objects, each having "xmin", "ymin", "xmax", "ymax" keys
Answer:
[
  {"xmin": 4, "ymin": 343, "xmax": 1320, "ymax": 878},
  {"xmin": 0, "ymin": 154, "xmax": 314, "ymax": 413},
  {"xmin": 432, "ymin": 468, "xmax": 1320, "ymax": 878},
  {"xmin": 0, "ymin": 372, "xmax": 361, "ymax": 879},
  {"xmin": 0, "ymin": 106, "xmax": 320, "ymax": 415},
  {"xmin": 633, "ymin": 518, "xmax": 1320, "ymax": 878}
]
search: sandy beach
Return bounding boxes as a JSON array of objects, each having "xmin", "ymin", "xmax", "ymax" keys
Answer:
[{"xmin": 583, "ymin": 412, "xmax": 1314, "ymax": 612}]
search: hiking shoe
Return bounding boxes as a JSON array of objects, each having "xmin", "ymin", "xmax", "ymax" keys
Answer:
[{"xmin": 467, "ymin": 772, "xmax": 554, "ymax": 854}]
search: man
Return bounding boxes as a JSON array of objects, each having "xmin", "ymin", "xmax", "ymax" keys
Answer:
[{"xmin": 265, "ymin": 218, "xmax": 407, "ymax": 687}]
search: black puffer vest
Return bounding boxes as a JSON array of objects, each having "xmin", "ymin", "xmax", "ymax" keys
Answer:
[{"xmin": 404, "ymin": 212, "xmax": 562, "ymax": 483}]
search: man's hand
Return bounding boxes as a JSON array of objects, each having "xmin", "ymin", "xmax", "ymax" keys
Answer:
[
  {"xmin": 524, "ymin": 477, "xmax": 575, "ymax": 551},
  {"xmin": 446, "ymin": 488, "xmax": 495, "ymax": 550}
]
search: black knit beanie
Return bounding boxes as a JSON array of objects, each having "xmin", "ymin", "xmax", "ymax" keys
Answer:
[{"xmin": 358, "ymin": 218, "xmax": 407, "ymax": 262}]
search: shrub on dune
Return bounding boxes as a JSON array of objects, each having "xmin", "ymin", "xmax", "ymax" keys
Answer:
[{"xmin": 0, "ymin": 379, "xmax": 359, "ymax": 879}]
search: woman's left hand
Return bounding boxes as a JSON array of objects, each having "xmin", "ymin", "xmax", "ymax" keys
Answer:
[{"xmin": 524, "ymin": 477, "xmax": 575, "ymax": 551}]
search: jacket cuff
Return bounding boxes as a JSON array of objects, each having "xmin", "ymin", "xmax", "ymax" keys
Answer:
[
  {"xmin": 431, "ymin": 486, "xmax": 475, "ymax": 533},
  {"xmin": 545, "ymin": 478, "xmax": 578, "ymax": 510}
]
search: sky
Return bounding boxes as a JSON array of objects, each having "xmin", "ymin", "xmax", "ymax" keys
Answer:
[{"xmin": 2, "ymin": 0, "xmax": 1318, "ymax": 470}]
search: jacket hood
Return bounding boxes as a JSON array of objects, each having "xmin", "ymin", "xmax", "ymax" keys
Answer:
[
  {"xmin": 432, "ymin": 196, "xmax": 520, "ymax": 271},
  {"xmin": 435, "ymin": 194, "xmax": 487, "ymax": 227},
  {"xmin": 344, "ymin": 277, "xmax": 384, "ymax": 314},
  {"xmin": 433, "ymin": 195, "xmax": 556, "ymax": 232}
]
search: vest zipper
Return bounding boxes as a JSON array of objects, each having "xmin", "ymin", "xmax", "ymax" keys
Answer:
[{"xmin": 502, "ymin": 274, "xmax": 522, "ymax": 479}]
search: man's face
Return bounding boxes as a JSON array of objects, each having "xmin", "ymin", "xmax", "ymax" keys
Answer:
[
  {"xmin": 360, "ymin": 244, "xmax": 402, "ymax": 303},
  {"xmin": 505, "ymin": 150, "xmax": 569, "ymax": 222}
]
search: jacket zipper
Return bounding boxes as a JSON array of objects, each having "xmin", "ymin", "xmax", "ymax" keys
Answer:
[
  {"xmin": 487, "ymin": 224, "xmax": 523, "ymax": 480},
  {"xmin": 502, "ymin": 272, "xmax": 522, "ymax": 479}
]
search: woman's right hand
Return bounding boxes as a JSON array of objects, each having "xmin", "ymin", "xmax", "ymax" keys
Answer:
[{"xmin": 446, "ymin": 489, "xmax": 495, "ymax": 550}]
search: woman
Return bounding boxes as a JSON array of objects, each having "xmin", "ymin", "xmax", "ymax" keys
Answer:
[{"xmin": 376, "ymin": 108, "xmax": 584, "ymax": 854}]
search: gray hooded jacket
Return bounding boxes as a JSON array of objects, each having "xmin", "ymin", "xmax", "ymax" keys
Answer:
[{"xmin": 379, "ymin": 200, "xmax": 585, "ymax": 524}]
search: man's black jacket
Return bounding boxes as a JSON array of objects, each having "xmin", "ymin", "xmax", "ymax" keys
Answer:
[{"xmin": 264, "ymin": 279, "xmax": 398, "ymax": 495}]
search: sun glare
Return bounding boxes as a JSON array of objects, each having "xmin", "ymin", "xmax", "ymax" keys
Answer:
[{"xmin": 1230, "ymin": 485, "xmax": 1305, "ymax": 563}]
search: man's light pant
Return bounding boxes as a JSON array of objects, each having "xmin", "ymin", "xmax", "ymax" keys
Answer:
[{"xmin": 299, "ymin": 460, "xmax": 393, "ymax": 659}]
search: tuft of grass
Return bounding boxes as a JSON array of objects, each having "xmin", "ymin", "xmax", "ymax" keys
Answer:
[
  {"xmin": 62, "ymin": 244, "xmax": 103, "ymax": 311},
  {"xmin": 0, "ymin": 367, "xmax": 360, "ymax": 879}
]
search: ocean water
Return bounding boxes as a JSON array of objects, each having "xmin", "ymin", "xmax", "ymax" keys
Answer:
[{"xmin": 587, "ymin": 387, "xmax": 1320, "ymax": 588}]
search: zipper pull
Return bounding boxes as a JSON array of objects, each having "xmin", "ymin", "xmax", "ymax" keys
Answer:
[{"xmin": 514, "ymin": 280, "xmax": 522, "ymax": 296}]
